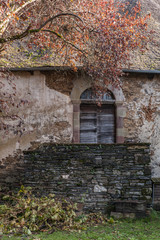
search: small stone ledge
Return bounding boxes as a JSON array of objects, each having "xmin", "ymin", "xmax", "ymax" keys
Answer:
[
  {"xmin": 110, "ymin": 212, "xmax": 136, "ymax": 219},
  {"xmin": 110, "ymin": 200, "xmax": 148, "ymax": 218}
]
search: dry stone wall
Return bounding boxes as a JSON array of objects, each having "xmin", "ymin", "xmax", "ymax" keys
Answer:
[{"xmin": 0, "ymin": 143, "xmax": 151, "ymax": 214}]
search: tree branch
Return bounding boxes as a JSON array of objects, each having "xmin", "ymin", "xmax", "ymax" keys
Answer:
[
  {"xmin": 0, "ymin": 0, "xmax": 39, "ymax": 35},
  {"xmin": 0, "ymin": 25, "xmax": 33, "ymax": 43},
  {"xmin": 39, "ymin": 13, "xmax": 83, "ymax": 30},
  {"xmin": 0, "ymin": 12, "xmax": 84, "ymax": 55},
  {"xmin": 0, "ymin": 12, "xmax": 83, "ymax": 44},
  {"xmin": 42, "ymin": 29, "xmax": 84, "ymax": 53}
]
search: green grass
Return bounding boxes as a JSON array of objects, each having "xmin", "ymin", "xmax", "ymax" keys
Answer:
[{"xmin": 2, "ymin": 214, "xmax": 160, "ymax": 240}]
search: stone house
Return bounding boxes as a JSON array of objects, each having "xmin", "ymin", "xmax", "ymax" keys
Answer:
[
  {"xmin": 0, "ymin": 66, "xmax": 160, "ymax": 213},
  {"xmin": 1, "ymin": 67, "xmax": 160, "ymax": 170},
  {"xmin": 0, "ymin": 0, "xmax": 160, "ymax": 214}
]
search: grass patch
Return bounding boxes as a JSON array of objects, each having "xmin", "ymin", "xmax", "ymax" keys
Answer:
[{"xmin": 1, "ymin": 214, "xmax": 160, "ymax": 240}]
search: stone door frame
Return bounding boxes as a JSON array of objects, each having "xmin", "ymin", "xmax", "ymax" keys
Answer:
[{"xmin": 70, "ymin": 75, "xmax": 125, "ymax": 143}]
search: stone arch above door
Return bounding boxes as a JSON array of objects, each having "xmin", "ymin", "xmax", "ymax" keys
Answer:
[{"xmin": 70, "ymin": 76, "xmax": 125, "ymax": 143}]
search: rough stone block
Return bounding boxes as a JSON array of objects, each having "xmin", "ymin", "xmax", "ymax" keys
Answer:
[{"xmin": 110, "ymin": 212, "xmax": 123, "ymax": 219}]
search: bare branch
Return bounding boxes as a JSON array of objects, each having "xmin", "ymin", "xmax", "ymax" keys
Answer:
[
  {"xmin": 0, "ymin": 0, "xmax": 40, "ymax": 35},
  {"xmin": 0, "ymin": 25, "xmax": 33, "ymax": 44},
  {"xmin": 0, "ymin": 12, "xmax": 84, "ymax": 53},
  {"xmin": 39, "ymin": 13, "xmax": 83, "ymax": 30}
]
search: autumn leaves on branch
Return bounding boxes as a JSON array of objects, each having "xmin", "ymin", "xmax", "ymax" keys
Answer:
[{"xmin": 0, "ymin": 0, "xmax": 152, "ymax": 88}]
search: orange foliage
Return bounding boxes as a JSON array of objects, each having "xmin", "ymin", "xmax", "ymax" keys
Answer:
[{"xmin": 0, "ymin": 0, "xmax": 152, "ymax": 90}]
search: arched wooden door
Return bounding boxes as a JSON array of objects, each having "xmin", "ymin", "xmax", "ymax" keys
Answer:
[{"xmin": 80, "ymin": 89, "xmax": 116, "ymax": 143}]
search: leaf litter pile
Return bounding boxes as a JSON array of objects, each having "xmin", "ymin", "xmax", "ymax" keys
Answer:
[{"xmin": 0, "ymin": 186, "xmax": 108, "ymax": 235}]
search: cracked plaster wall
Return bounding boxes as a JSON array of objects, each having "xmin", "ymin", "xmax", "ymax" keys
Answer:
[{"xmin": 0, "ymin": 71, "xmax": 73, "ymax": 160}]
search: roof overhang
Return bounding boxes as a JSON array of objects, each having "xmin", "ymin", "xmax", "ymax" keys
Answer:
[
  {"xmin": 9, "ymin": 66, "xmax": 82, "ymax": 72},
  {"xmin": 9, "ymin": 66, "xmax": 160, "ymax": 74},
  {"xmin": 123, "ymin": 69, "xmax": 160, "ymax": 74}
]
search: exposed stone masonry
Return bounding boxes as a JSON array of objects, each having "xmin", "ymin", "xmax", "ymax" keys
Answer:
[{"xmin": 122, "ymin": 74, "xmax": 160, "ymax": 178}]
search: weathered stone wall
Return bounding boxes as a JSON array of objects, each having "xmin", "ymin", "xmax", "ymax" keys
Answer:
[
  {"xmin": 0, "ymin": 70, "xmax": 73, "ymax": 160},
  {"xmin": 0, "ymin": 143, "xmax": 151, "ymax": 213},
  {"xmin": 122, "ymin": 73, "xmax": 160, "ymax": 178}
]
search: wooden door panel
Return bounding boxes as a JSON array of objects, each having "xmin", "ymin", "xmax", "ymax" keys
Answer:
[
  {"xmin": 80, "ymin": 104, "xmax": 97, "ymax": 112},
  {"xmin": 80, "ymin": 113, "xmax": 97, "ymax": 120},
  {"xmin": 80, "ymin": 103, "xmax": 115, "ymax": 143},
  {"xmin": 98, "ymin": 135, "xmax": 114, "ymax": 143},
  {"xmin": 80, "ymin": 121, "xmax": 97, "ymax": 131},
  {"xmin": 80, "ymin": 131, "xmax": 97, "ymax": 143},
  {"xmin": 97, "ymin": 106, "xmax": 115, "ymax": 143},
  {"xmin": 80, "ymin": 107, "xmax": 97, "ymax": 143}
]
